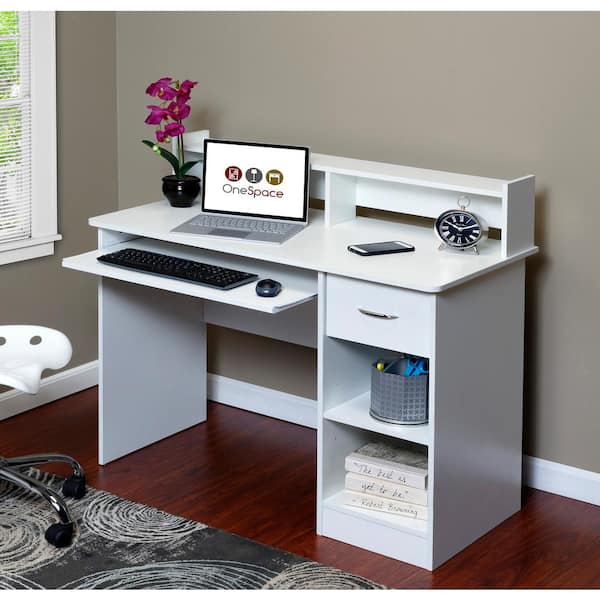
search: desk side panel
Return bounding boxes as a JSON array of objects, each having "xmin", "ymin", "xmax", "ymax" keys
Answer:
[
  {"xmin": 99, "ymin": 279, "xmax": 206, "ymax": 464},
  {"xmin": 431, "ymin": 262, "xmax": 525, "ymax": 568},
  {"xmin": 502, "ymin": 176, "xmax": 536, "ymax": 258}
]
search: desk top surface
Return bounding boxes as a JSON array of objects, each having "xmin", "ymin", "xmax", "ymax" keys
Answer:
[{"xmin": 90, "ymin": 202, "xmax": 538, "ymax": 293}]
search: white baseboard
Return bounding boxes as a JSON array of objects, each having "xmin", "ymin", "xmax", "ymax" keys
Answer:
[
  {"xmin": 209, "ymin": 379, "xmax": 599, "ymax": 506},
  {"xmin": 0, "ymin": 360, "xmax": 98, "ymax": 421},
  {"xmin": 206, "ymin": 373, "xmax": 317, "ymax": 429},
  {"xmin": 523, "ymin": 455, "xmax": 600, "ymax": 507},
  {"xmin": 3, "ymin": 362, "xmax": 598, "ymax": 506}
]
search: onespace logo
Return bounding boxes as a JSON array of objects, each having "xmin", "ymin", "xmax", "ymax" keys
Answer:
[{"xmin": 223, "ymin": 165, "xmax": 285, "ymax": 198}]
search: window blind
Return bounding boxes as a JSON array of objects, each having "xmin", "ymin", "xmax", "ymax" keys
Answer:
[{"xmin": 0, "ymin": 11, "xmax": 31, "ymax": 245}]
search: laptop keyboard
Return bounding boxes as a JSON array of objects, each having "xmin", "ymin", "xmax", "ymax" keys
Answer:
[{"xmin": 190, "ymin": 214, "xmax": 296, "ymax": 234}]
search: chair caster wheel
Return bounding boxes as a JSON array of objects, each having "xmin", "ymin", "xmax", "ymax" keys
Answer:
[
  {"xmin": 45, "ymin": 522, "xmax": 73, "ymax": 547},
  {"xmin": 62, "ymin": 474, "xmax": 86, "ymax": 499}
]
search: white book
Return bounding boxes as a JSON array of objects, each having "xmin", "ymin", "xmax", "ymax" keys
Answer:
[
  {"xmin": 345, "ymin": 472, "xmax": 428, "ymax": 506},
  {"xmin": 344, "ymin": 490, "xmax": 428, "ymax": 521},
  {"xmin": 345, "ymin": 442, "xmax": 428, "ymax": 489}
]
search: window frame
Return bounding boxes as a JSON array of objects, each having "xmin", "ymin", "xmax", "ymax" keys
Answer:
[{"xmin": 0, "ymin": 11, "xmax": 58, "ymax": 266}]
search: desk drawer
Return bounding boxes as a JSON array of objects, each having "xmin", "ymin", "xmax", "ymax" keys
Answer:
[{"xmin": 326, "ymin": 275, "xmax": 434, "ymax": 356}]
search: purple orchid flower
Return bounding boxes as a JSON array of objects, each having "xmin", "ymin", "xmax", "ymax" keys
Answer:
[
  {"xmin": 155, "ymin": 129, "xmax": 168, "ymax": 142},
  {"xmin": 146, "ymin": 76, "xmax": 171, "ymax": 92},
  {"xmin": 144, "ymin": 105, "xmax": 170, "ymax": 125},
  {"xmin": 167, "ymin": 97, "xmax": 191, "ymax": 121},
  {"xmin": 146, "ymin": 77, "xmax": 177, "ymax": 101},
  {"xmin": 164, "ymin": 122, "xmax": 185, "ymax": 138},
  {"xmin": 178, "ymin": 79, "xmax": 198, "ymax": 100}
]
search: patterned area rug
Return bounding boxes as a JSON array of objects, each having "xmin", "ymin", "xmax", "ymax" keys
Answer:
[{"xmin": 0, "ymin": 470, "xmax": 383, "ymax": 589}]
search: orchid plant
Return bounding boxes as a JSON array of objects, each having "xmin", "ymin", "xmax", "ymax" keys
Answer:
[{"xmin": 142, "ymin": 77, "xmax": 200, "ymax": 179}]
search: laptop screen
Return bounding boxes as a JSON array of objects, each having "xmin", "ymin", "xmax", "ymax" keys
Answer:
[{"xmin": 202, "ymin": 139, "xmax": 310, "ymax": 222}]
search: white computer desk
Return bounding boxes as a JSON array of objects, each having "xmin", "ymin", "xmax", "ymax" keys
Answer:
[{"xmin": 63, "ymin": 149, "xmax": 538, "ymax": 570}]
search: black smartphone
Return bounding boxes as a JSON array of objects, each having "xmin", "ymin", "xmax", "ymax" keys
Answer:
[{"xmin": 347, "ymin": 241, "xmax": 415, "ymax": 256}]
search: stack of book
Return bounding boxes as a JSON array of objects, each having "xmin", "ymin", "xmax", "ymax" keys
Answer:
[{"xmin": 343, "ymin": 440, "xmax": 428, "ymax": 521}]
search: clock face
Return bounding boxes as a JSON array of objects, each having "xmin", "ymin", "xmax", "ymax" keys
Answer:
[{"xmin": 435, "ymin": 210, "xmax": 483, "ymax": 248}]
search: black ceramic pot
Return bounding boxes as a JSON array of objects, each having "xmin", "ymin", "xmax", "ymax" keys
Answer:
[{"xmin": 162, "ymin": 175, "xmax": 201, "ymax": 208}]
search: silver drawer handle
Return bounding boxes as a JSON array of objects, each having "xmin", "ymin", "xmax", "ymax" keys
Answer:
[{"xmin": 357, "ymin": 307, "xmax": 399, "ymax": 320}]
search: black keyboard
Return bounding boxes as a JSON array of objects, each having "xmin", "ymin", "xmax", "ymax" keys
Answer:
[{"xmin": 97, "ymin": 248, "xmax": 258, "ymax": 290}]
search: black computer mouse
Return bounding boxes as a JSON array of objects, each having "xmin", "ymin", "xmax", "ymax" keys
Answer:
[{"xmin": 256, "ymin": 279, "xmax": 282, "ymax": 297}]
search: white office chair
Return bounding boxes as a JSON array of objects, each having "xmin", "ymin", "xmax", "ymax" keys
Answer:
[{"xmin": 0, "ymin": 325, "xmax": 87, "ymax": 548}]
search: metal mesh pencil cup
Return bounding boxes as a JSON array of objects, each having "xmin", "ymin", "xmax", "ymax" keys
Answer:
[{"xmin": 370, "ymin": 359, "xmax": 429, "ymax": 425}]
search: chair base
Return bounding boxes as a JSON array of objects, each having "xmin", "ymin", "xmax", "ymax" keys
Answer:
[{"xmin": 0, "ymin": 453, "xmax": 86, "ymax": 547}]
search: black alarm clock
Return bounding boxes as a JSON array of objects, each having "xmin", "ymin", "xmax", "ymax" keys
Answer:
[{"xmin": 434, "ymin": 196, "xmax": 488, "ymax": 254}]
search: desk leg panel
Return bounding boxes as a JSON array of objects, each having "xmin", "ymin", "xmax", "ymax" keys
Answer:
[
  {"xmin": 430, "ymin": 262, "xmax": 525, "ymax": 568},
  {"xmin": 99, "ymin": 278, "xmax": 206, "ymax": 464}
]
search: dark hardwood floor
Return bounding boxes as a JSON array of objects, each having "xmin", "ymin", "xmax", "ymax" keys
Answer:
[{"xmin": 1, "ymin": 387, "xmax": 598, "ymax": 589}]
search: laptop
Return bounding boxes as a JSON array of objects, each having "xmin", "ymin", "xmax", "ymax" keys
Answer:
[{"xmin": 171, "ymin": 139, "xmax": 310, "ymax": 243}]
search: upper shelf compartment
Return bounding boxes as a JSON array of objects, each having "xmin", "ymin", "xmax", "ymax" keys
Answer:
[
  {"xmin": 62, "ymin": 238, "xmax": 317, "ymax": 314},
  {"xmin": 310, "ymin": 153, "xmax": 535, "ymax": 260}
]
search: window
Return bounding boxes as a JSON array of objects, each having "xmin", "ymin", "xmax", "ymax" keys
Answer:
[{"xmin": 0, "ymin": 12, "xmax": 57, "ymax": 266}]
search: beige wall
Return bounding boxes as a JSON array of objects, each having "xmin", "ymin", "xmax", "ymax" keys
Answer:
[
  {"xmin": 1, "ymin": 13, "xmax": 117, "ymax": 382},
  {"xmin": 113, "ymin": 12, "xmax": 599, "ymax": 473}
]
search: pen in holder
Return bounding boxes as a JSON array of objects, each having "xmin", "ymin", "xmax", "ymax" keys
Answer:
[{"xmin": 370, "ymin": 356, "xmax": 429, "ymax": 425}]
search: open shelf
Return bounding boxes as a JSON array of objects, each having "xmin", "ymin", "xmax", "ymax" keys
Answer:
[
  {"xmin": 324, "ymin": 392, "xmax": 431, "ymax": 447},
  {"xmin": 323, "ymin": 490, "xmax": 428, "ymax": 538}
]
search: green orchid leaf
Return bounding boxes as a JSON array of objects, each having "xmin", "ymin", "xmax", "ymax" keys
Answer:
[
  {"xmin": 142, "ymin": 139, "xmax": 180, "ymax": 173},
  {"xmin": 176, "ymin": 160, "xmax": 202, "ymax": 178}
]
